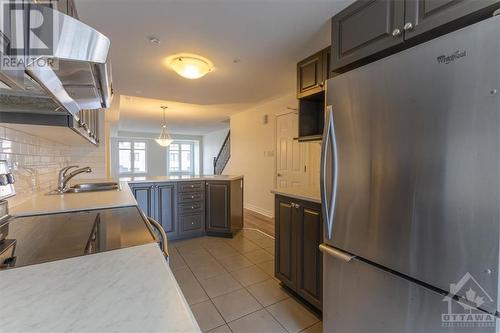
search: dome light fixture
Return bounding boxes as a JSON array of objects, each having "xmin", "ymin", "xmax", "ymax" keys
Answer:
[
  {"xmin": 155, "ymin": 106, "xmax": 173, "ymax": 147},
  {"xmin": 165, "ymin": 53, "xmax": 214, "ymax": 79}
]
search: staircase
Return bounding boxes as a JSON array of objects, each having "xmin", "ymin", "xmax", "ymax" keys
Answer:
[{"xmin": 213, "ymin": 131, "xmax": 230, "ymax": 175}]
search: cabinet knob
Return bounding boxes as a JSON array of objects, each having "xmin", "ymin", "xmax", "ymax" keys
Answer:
[
  {"xmin": 291, "ymin": 203, "xmax": 296, "ymax": 208},
  {"xmin": 191, "ymin": 196, "xmax": 194, "ymax": 199},
  {"xmin": 295, "ymin": 204, "xmax": 300, "ymax": 209},
  {"xmin": 392, "ymin": 28, "xmax": 402, "ymax": 38},
  {"xmin": 403, "ymin": 22, "xmax": 414, "ymax": 31},
  {"xmin": 191, "ymin": 206, "xmax": 194, "ymax": 209}
]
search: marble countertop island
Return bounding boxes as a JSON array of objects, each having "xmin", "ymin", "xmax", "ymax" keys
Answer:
[
  {"xmin": 122, "ymin": 174, "xmax": 244, "ymax": 183},
  {"xmin": 0, "ymin": 243, "xmax": 200, "ymax": 333}
]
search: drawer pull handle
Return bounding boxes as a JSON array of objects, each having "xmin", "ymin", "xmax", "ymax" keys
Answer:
[
  {"xmin": 191, "ymin": 196, "xmax": 194, "ymax": 199},
  {"xmin": 191, "ymin": 206, "xmax": 194, "ymax": 209},
  {"xmin": 191, "ymin": 185, "xmax": 194, "ymax": 188}
]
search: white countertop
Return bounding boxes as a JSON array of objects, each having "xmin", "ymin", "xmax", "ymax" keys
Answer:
[
  {"xmin": 0, "ymin": 243, "xmax": 201, "ymax": 333},
  {"xmin": 10, "ymin": 181, "xmax": 137, "ymax": 217},
  {"xmin": 122, "ymin": 174, "xmax": 244, "ymax": 183},
  {"xmin": 271, "ymin": 187, "xmax": 321, "ymax": 204}
]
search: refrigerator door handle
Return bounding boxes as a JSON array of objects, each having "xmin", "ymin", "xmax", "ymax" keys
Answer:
[
  {"xmin": 321, "ymin": 105, "xmax": 338, "ymax": 239},
  {"xmin": 319, "ymin": 243, "xmax": 355, "ymax": 263}
]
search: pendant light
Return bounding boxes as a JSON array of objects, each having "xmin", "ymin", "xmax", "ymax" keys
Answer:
[{"xmin": 155, "ymin": 106, "xmax": 173, "ymax": 147}]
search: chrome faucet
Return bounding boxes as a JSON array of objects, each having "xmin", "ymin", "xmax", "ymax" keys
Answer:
[{"xmin": 57, "ymin": 166, "xmax": 92, "ymax": 193}]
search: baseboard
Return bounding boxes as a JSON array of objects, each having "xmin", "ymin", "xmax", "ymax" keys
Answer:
[{"xmin": 244, "ymin": 204, "xmax": 274, "ymax": 219}]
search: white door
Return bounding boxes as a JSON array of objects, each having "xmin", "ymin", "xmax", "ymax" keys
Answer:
[{"xmin": 276, "ymin": 112, "xmax": 308, "ymax": 189}]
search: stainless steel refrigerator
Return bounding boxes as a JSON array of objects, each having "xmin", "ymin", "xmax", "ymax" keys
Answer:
[{"xmin": 320, "ymin": 15, "xmax": 500, "ymax": 333}]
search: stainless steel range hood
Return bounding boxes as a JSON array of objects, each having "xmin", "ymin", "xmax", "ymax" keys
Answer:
[{"xmin": 0, "ymin": 3, "xmax": 112, "ymax": 118}]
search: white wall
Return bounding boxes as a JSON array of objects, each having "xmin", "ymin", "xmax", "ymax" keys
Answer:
[
  {"xmin": 110, "ymin": 131, "xmax": 203, "ymax": 178},
  {"xmin": 224, "ymin": 93, "xmax": 293, "ymax": 217},
  {"xmin": 223, "ymin": 93, "xmax": 320, "ymax": 218},
  {"xmin": 202, "ymin": 128, "xmax": 230, "ymax": 175}
]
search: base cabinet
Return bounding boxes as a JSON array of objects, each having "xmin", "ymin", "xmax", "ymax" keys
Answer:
[
  {"xmin": 130, "ymin": 179, "xmax": 243, "ymax": 240},
  {"xmin": 156, "ymin": 183, "xmax": 177, "ymax": 237},
  {"xmin": 275, "ymin": 195, "xmax": 323, "ymax": 311},
  {"xmin": 129, "ymin": 182, "xmax": 177, "ymax": 239},
  {"xmin": 206, "ymin": 180, "xmax": 243, "ymax": 236}
]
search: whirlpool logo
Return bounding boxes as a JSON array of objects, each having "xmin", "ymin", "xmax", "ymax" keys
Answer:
[{"xmin": 437, "ymin": 50, "xmax": 467, "ymax": 64}]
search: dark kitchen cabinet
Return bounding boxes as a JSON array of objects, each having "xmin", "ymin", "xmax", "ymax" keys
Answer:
[
  {"xmin": 330, "ymin": 0, "xmax": 500, "ymax": 73},
  {"xmin": 129, "ymin": 182, "xmax": 177, "ymax": 239},
  {"xmin": 404, "ymin": 0, "xmax": 500, "ymax": 40},
  {"xmin": 275, "ymin": 195, "xmax": 323, "ymax": 311},
  {"xmin": 297, "ymin": 51, "xmax": 324, "ymax": 99},
  {"xmin": 206, "ymin": 179, "xmax": 243, "ymax": 236},
  {"xmin": 156, "ymin": 183, "xmax": 177, "ymax": 237},
  {"xmin": 296, "ymin": 201, "xmax": 323, "ymax": 309},
  {"xmin": 177, "ymin": 181, "xmax": 205, "ymax": 238},
  {"xmin": 130, "ymin": 178, "xmax": 243, "ymax": 240},
  {"xmin": 130, "ymin": 183, "xmax": 155, "ymax": 218},
  {"xmin": 331, "ymin": 0, "xmax": 405, "ymax": 72},
  {"xmin": 296, "ymin": 46, "xmax": 330, "ymax": 141},
  {"xmin": 297, "ymin": 46, "xmax": 331, "ymax": 99},
  {"xmin": 275, "ymin": 198, "xmax": 296, "ymax": 289}
]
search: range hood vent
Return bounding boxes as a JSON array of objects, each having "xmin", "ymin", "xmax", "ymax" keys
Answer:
[{"xmin": 0, "ymin": 3, "xmax": 112, "ymax": 119}]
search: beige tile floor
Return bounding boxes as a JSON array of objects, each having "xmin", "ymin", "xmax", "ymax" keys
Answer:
[{"xmin": 169, "ymin": 229, "xmax": 322, "ymax": 333}]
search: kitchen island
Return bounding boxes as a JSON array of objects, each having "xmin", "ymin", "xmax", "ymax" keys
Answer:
[
  {"xmin": 125, "ymin": 175, "xmax": 244, "ymax": 240},
  {"xmin": 0, "ymin": 243, "xmax": 199, "ymax": 332}
]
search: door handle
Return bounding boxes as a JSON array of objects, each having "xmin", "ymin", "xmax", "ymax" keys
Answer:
[
  {"xmin": 319, "ymin": 243, "xmax": 355, "ymax": 263},
  {"xmin": 147, "ymin": 217, "xmax": 169, "ymax": 258},
  {"xmin": 321, "ymin": 106, "xmax": 339, "ymax": 240}
]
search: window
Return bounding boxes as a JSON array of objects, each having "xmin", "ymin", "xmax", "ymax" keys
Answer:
[
  {"xmin": 119, "ymin": 141, "xmax": 146, "ymax": 174},
  {"xmin": 167, "ymin": 142, "xmax": 194, "ymax": 176}
]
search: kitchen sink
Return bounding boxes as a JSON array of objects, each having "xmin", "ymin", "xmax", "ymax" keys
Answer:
[{"xmin": 51, "ymin": 182, "xmax": 121, "ymax": 194}]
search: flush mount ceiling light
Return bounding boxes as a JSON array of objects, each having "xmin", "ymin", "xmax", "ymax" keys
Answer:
[
  {"xmin": 165, "ymin": 53, "xmax": 214, "ymax": 79},
  {"xmin": 155, "ymin": 106, "xmax": 173, "ymax": 147}
]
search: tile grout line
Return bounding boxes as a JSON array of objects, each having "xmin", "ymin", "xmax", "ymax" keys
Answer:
[
  {"xmin": 180, "ymin": 238, "xmax": 255, "ymax": 330},
  {"xmin": 172, "ymin": 233, "xmax": 298, "ymax": 333}
]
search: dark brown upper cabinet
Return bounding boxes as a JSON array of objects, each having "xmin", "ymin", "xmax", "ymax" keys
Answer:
[
  {"xmin": 404, "ymin": 0, "xmax": 500, "ymax": 40},
  {"xmin": 331, "ymin": 0, "xmax": 405, "ymax": 72},
  {"xmin": 297, "ymin": 51, "xmax": 324, "ymax": 99},
  {"xmin": 331, "ymin": 0, "xmax": 500, "ymax": 73},
  {"xmin": 297, "ymin": 46, "xmax": 331, "ymax": 99}
]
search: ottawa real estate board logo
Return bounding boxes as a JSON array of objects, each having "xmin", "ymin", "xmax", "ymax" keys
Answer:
[
  {"xmin": 442, "ymin": 272, "xmax": 497, "ymax": 329},
  {"xmin": 1, "ymin": 1, "xmax": 59, "ymax": 70}
]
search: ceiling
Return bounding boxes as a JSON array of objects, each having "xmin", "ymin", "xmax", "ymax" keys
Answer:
[
  {"xmin": 116, "ymin": 95, "xmax": 252, "ymax": 135},
  {"xmin": 75, "ymin": 0, "xmax": 354, "ymax": 134}
]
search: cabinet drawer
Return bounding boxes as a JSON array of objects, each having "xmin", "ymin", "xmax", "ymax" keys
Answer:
[
  {"xmin": 178, "ymin": 191, "xmax": 204, "ymax": 203},
  {"xmin": 178, "ymin": 181, "xmax": 205, "ymax": 193},
  {"xmin": 180, "ymin": 214, "xmax": 204, "ymax": 232},
  {"xmin": 179, "ymin": 201, "xmax": 204, "ymax": 214}
]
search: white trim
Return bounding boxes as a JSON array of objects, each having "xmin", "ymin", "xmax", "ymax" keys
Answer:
[{"xmin": 244, "ymin": 204, "xmax": 274, "ymax": 219}]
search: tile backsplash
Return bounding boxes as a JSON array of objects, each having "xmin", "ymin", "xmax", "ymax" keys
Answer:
[{"xmin": 0, "ymin": 126, "xmax": 106, "ymax": 207}]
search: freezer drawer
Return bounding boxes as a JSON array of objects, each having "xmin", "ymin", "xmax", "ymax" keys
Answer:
[{"xmin": 323, "ymin": 252, "xmax": 498, "ymax": 333}]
